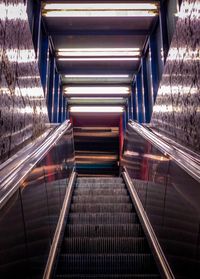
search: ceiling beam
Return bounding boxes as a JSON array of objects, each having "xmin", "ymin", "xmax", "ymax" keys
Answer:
[{"xmin": 47, "ymin": 29, "xmax": 149, "ymax": 36}]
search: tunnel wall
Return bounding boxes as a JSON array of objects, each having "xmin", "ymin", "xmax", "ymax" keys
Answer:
[
  {"xmin": 0, "ymin": 0, "xmax": 49, "ymax": 163},
  {"xmin": 151, "ymin": 0, "xmax": 200, "ymax": 154}
]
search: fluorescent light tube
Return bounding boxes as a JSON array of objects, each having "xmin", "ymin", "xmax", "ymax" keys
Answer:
[
  {"xmin": 58, "ymin": 51, "xmax": 140, "ymax": 57},
  {"xmin": 59, "ymin": 48, "xmax": 140, "ymax": 52},
  {"xmin": 43, "ymin": 3, "xmax": 158, "ymax": 11},
  {"xmin": 64, "ymin": 86, "xmax": 130, "ymax": 94},
  {"xmin": 44, "ymin": 10, "xmax": 157, "ymax": 17},
  {"xmin": 65, "ymin": 75, "xmax": 130, "ymax": 78},
  {"xmin": 43, "ymin": 3, "xmax": 159, "ymax": 17},
  {"xmin": 69, "ymin": 97, "xmax": 124, "ymax": 100},
  {"xmin": 69, "ymin": 106, "xmax": 124, "ymax": 113},
  {"xmin": 59, "ymin": 57, "xmax": 139, "ymax": 61}
]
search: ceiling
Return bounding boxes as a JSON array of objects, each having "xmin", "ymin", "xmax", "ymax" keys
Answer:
[{"xmin": 42, "ymin": 0, "xmax": 159, "ymax": 126}]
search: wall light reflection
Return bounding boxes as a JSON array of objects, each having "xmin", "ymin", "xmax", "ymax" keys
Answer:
[
  {"xmin": 124, "ymin": 151, "xmax": 140, "ymax": 157},
  {"xmin": 0, "ymin": 3, "xmax": 27, "ymax": 20},
  {"xmin": 20, "ymin": 87, "xmax": 44, "ymax": 98},
  {"xmin": 6, "ymin": 49, "xmax": 36, "ymax": 63},
  {"xmin": 143, "ymin": 154, "xmax": 169, "ymax": 161},
  {"xmin": 175, "ymin": 2, "xmax": 194, "ymax": 19},
  {"xmin": 153, "ymin": 104, "xmax": 173, "ymax": 113}
]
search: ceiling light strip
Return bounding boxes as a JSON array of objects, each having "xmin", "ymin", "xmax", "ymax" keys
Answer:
[
  {"xmin": 43, "ymin": 10, "xmax": 157, "ymax": 18},
  {"xmin": 65, "ymin": 93, "xmax": 130, "ymax": 96},
  {"xmin": 64, "ymin": 75, "xmax": 130, "ymax": 78},
  {"xmin": 69, "ymin": 97, "xmax": 125, "ymax": 100},
  {"xmin": 59, "ymin": 57, "xmax": 139, "ymax": 61},
  {"xmin": 64, "ymin": 86, "xmax": 130, "ymax": 94},
  {"xmin": 43, "ymin": 3, "xmax": 158, "ymax": 11},
  {"xmin": 69, "ymin": 106, "xmax": 124, "ymax": 113},
  {"xmin": 58, "ymin": 48, "xmax": 141, "ymax": 52},
  {"xmin": 57, "ymin": 51, "xmax": 140, "ymax": 57}
]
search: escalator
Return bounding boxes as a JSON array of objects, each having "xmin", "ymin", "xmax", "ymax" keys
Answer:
[
  {"xmin": 2, "ymin": 120, "xmax": 198, "ymax": 278},
  {"xmin": 53, "ymin": 176, "xmax": 161, "ymax": 278}
]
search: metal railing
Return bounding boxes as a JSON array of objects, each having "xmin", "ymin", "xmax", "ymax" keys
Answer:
[
  {"xmin": 122, "ymin": 168, "xmax": 175, "ymax": 279},
  {"xmin": 0, "ymin": 120, "xmax": 72, "ymax": 209},
  {"xmin": 43, "ymin": 170, "xmax": 77, "ymax": 279},
  {"xmin": 129, "ymin": 120, "xmax": 200, "ymax": 184}
]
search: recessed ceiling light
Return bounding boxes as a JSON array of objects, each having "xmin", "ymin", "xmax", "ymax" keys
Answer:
[
  {"xmin": 44, "ymin": 11, "xmax": 157, "ymax": 17},
  {"xmin": 64, "ymin": 86, "xmax": 130, "ymax": 93},
  {"xmin": 64, "ymin": 86, "xmax": 130, "ymax": 95},
  {"xmin": 69, "ymin": 106, "xmax": 124, "ymax": 113},
  {"xmin": 58, "ymin": 51, "xmax": 140, "ymax": 57},
  {"xmin": 64, "ymin": 75, "xmax": 130, "ymax": 78},
  {"xmin": 58, "ymin": 48, "xmax": 140, "ymax": 52},
  {"xmin": 69, "ymin": 97, "xmax": 125, "ymax": 100},
  {"xmin": 43, "ymin": 3, "xmax": 158, "ymax": 10},
  {"xmin": 59, "ymin": 57, "xmax": 139, "ymax": 61},
  {"xmin": 43, "ymin": 3, "xmax": 159, "ymax": 17},
  {"xmin": 57, "ymin": 49, "xmax": 140, "ymax": 57}
]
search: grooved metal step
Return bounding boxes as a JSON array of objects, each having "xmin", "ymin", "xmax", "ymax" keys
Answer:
[
  {"xmin": 70, "ymin": 203, "xmax": 133, "ymax": 213},
  {"xmin": 56, "ymin": 254, "xmax": 158, "ymax": 274},
  {"xmin": 55, "ymin": 274, "xmax": 161, "ymax": 278},
  {"xmin": 77, "ymin": 178, "xmax": 123, "ymax": 183},
  {"xmin": 54, "ymin": 176, "xmax": 160, "ymax": 278},
  {"xmin": 74, "ymin": 188, "xmax": 128, "ymax": 196},
  {"xmin": 62, "ymin": 237, "xmax": 149, "ymax": 253},
  {"xmin": 72, "ymin": 195, "xmax": 130, "ymax": 203},
  {"xmin": 76, "ymin": 183, "xmax": 125, "ymax": 188},
  {"xmin": 65, "ymin": 224, "xmax": 144, "ymax": 238},
  {"xmin": 68, "ymin": 213, "xmax": 137, "ymax": 224}
]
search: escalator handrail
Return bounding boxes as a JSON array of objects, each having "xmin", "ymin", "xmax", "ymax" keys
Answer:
[
  {"xmin": 43, "ymin": 170, "xmax": 77, "ymax": 279},
  {"xmin": 122, "ymin": 168, "xmax": 175, "ymax": 279},
  {"xmin": 0, "ymin": 120, "xmax": 72, "ymax": 209},
  {"xmin": 129, "ymin": 120, "xmax": 200, "ymax": 183}
]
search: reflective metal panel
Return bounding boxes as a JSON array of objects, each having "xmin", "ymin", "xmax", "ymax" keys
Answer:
[
  {"xmin": 0, "ymin": 0, "xmax": 49, "ymax": 164},
  {"xmin": 122, "ymin": 124, "xmax": 200, "ymax": 278},
  {"xmin": 0, "ymin": 126, "xmax": 75, "ymax": 278},
  {"xmin": 0, "ymin": 190, "xmax": 28, "ymax": 277},
  {"xmin": 151, "ymin": 0, "xmax": 200, "ymax": 154}
]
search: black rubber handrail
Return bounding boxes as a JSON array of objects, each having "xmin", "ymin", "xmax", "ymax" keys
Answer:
[
  {"xmin": 0, "ymin": 120, "xmax": 72, "ymax": 209},
  {"xmin": 129, "ymin": 120, "xmax": 200, "ymax": 183},
  {"xmin": 122, "ymin": 168, "xmax": 175, "ymax": 279}
]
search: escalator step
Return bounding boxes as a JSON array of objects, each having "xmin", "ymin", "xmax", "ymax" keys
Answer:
[
  {"xmin": 70, "ymin": 203, "xmax": 133, "ymax": 213},
  {"xmin": 77, "ymin": 178, "xmax": 123, "ymax": 183},
  {"xmin": 76, "ymin": 183, "xmax": 125, "ymax": 188},
  {"xmin": 68, "ymin": 213, "xmax": 137, "ymax": 224},
  {"xmin": 54, "ymin": 177, "xmax": 160, "ymax": 278},
  {"xmin": 65, "ymin": 224, "xmax": 143, "ymax": 238},
  {"xmin": 55, "ymin": 274, "xmax": 161, "ymax": 278},
  {"xmin": 56, "ymin": 254, "xmax": 158, "ymax": 274},
  {"xmin": 74, "ymin": 189, "xmax": 128, "ymax": 196},
  {"xmin": 62, "ymin": 237, "xmax": 149, "ymax": 253},
  {"xmin": 72, "ymin": 195, "xmax": 130, "ymax": 203}
]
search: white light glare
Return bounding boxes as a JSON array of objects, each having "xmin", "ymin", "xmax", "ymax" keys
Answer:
[
  {"xmin": 65, "ymin": 75, "xmax": 130, "ymax": 78},
  {"xmin": 64, "ymin": 86, "xmax": 130, "ymax": 95},
  {"xmin": 59, "ymin": 58, "xmax": 139, "ymax": 61},
  {"xmin": 69, "ymin": 97, "xmax": 124, "ymax": 100},
  {"xmin": 43, "ymin": 3, "xmax": 158, "ymax": 17},
  {"xmin": 58, "ymin": 50, "xmax": 140, "ymax": 57},
  {"xmin": 44, "ymin": 3, "xmax": 158, "ymax": 10},
  {"xmin": 44, "ymin": 11, "xmax": 157, "ymax": 17},
  {"xmin": 69, "ymin": 106, "xmax": 124, "ymax": 113},
  {"xmin": 59, "ymin": 48, "xmax": 140, "ymax": 52}
]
